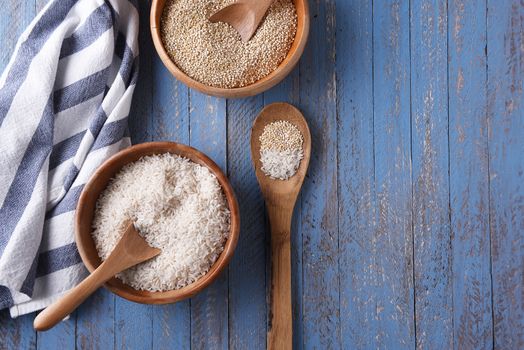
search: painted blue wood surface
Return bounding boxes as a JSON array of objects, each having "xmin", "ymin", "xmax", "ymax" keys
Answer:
[
  {"xmin": 0, "ymin": 313, "xmax": 35, "ymax": 350},
  {"xmin": 448, "ymin": 0, "xmax": 493, "ymax": 348},
  {"xmin": 227, "ymin": 95, "xmax": 267, "ymax": 349},
  {"xmin": 299, "ymin": 0, "xmax": 340, "ymax": 348},
  {"xmin": 411, "ymin": 1, "xmax": 453, "ymax": 348},
  {"xmin": 336, "ymin": 0, "xmax": 377, "ymax": 348},
  {"xmin": 487, "ymin": 1, "xmax": 524, "ymax": 348},
  {"xmin": 36, "ymin": 315, "xmax": 76, "ymax": 350},
  {"xmin": 76, "ymin": 289, "xmax": 115, "ymax": 350},
  {"xmin": 0, "ymin": 0, "xmax": 523, "ymax": 349},
  {"xmin": 372, "ymin": 1, "xmax": 415, "ymax": 348}
]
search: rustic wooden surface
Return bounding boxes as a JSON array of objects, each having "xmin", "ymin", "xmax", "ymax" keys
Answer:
[{"xmin": 0, "ymin": 0, "xmax": 523, "ymax": 349}]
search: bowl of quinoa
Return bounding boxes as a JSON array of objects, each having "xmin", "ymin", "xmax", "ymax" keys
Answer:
[{"xmin": 150, "ymin": 0, "xmax": 309, "ymax": 98}]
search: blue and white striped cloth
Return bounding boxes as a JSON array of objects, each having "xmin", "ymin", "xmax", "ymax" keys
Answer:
[{"xmin": 0, "ymin": 0, "xmax": 138, "ymax": 317}]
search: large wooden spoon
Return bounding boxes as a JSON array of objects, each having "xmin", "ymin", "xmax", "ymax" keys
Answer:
[
  {"xmin": 209, "ymin": 0, "xmax": 275, "ymax": 42},
  {"xmin": 250, "ymin": 103, "xmax": 311, "ymax": 350},
  {"xmin": 34, "ymin": 222, "xmax": 160, "ymax": 331}
]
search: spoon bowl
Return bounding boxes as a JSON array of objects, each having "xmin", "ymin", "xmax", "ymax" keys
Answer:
[
  {"xmin": 251, "ymin": 102, "xmax": 311, "ymax": 203},
  {"xmin": 250, "ymin": 102, "xmax": 310, "ymax": 350},
  {"xmin": 209, "ymin": 0, "xmax": 274, "ymax": 42}
]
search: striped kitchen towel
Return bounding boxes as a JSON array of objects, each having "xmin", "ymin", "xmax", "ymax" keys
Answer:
[{"xmin": 0, "ymin": 0, "xmax": 139, "ymax": 317}]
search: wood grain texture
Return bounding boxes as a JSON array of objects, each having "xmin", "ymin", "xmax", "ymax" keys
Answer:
[
  {"xmin": 299, "ymin": 0, "xmax": 340, "ymax": 348},
  {"xmin": 36, "ymin": 317, "xmax": 76, "ymax": 350},
  {"xmin": 227, "ymin": 96, "xmax": 266, "ymax": 349},
  {"xmin": 335, "ymin": 0, "xmax": 377, "ymax": 349},
  {"xmin": 372, "ymin": 0, "xmax": 415, "ymax": 348},
  {"xmin": 151, "ymin": 59, "xmax": 189, "ymax": 145},
  {"xmin": 76, "ymin": 290, "xmax": 115, "ymax": 350},
  {"xmin": 266, "ymin": 207, "xmax": 293, "ymax": 350},
  {"xmin": 448, "ymin": 0, "xmax": 493, "ymax": 349},
  {"xmin": 0, "ymin": 312, "xmax": 36, "ymax": 350},
  {"xmin": 152, "ymin": 303, "xmax": 190, "ymax": 350},
  {"xmin": 1, "ymin": 0, "xmax": 524, "ymax": 348},
  {"xmin": 250, "ymin": 103, "xmax": 311, "ymax": 350},
  {"xmin": 487, "ymin": 1, "xmax": 524, "ymax": 349},
  {"xmin": 190, "ymin": 91, "xmax": 228, "ymax": 350},
  {"xmin": 410, "ymin": 1, "xmax": 453, "ymax": 349},
  {"xmin": 128, "ymin": 0, "xmax": 154, "ymax": 145},
  {"xmin": 263, "ymin": 69, "xmax": 302, "ymax": 350},
  {"xmin": 115, "ymin": 300, "xmax": 153, "ymax": 350}
]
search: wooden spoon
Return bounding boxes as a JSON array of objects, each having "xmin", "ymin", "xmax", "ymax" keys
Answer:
[
  {"xmin": 209, "ymin": 0, "xmax": 275, "ymax": 42},
  {"xmin": 250, "ymin": 103, "xmax": 311, "ymax": 350},
  {"xmin": 33, "ymin": 222, "xmax": 160, "ymax": 331}
]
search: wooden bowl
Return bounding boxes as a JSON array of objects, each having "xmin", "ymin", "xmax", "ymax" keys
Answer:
[
  {"xmin": 150, "ymin": 0, "xmax": 310, "ymax": 98},
  {"xmin": 75, "ymin": 142, "xmax": 240, "ymax": 304}
]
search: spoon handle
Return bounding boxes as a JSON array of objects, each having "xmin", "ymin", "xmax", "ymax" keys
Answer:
[
  {"xmin": 33, "ymin": 260, "xmax": 118, "ymax": 331},
  {"xmin": 267, "ymin": 205, "xmax": 293, "ymax": 350}
]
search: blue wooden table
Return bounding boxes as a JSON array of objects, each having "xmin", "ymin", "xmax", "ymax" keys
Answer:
[{"xmin": 1, "ymin": 0, "xmax": 523, "ymax": 349}]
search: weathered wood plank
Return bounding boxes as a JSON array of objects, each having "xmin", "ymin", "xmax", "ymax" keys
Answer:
[
  {"xmin": 227, "ymin": 95, "xmax": 266, "ymax": 350},
  {"xmin": 115, "ymin": 300, "xmax": 153, "ymax": 350},
  {"xmin": 487, "ymin": 1, "xmax": 524, "ymax": 349},
  {"xmin": 264, "ymin": 70, "xmax": 302, "ymax": 349},
  {"xmin": 150, "ymin": 42, "xmax": 192, "ymax": 350},
  {"xmin": 335, "ymin": 0, "xmax": 377, "ymax": 348},
  {"xmin": 0, "ymin": 312, "xmax": 36, "ymax": 350},
  {"xmin": 128, "ymin": 0, "xmax": 154, "ymax": 145},
  {"xmin": 37, "ymin": 316, "xmax": 76, "ymax": 350},
  {"xmin": 299, "ymin": 0, "xmax": 340, "ymax": 348},
  {"xmin": 189, "ymin": 92, "xmax": 228, "ymax": 350},
  {"xmin": 76, "ymin": 290, "xmax": 115, "ymax": 350},
  {"xmin": 2, "ymin": 0, "xmax": 524, "ymax": 348},
  {"xmin": 151, "ymin": 303, "xmax": 190, "ymax": 350},
  {"xmin": 448, "ymin": 0, "xmax": 493, "ymax": 349},
  {"xmin": 410, "ymin": 1, "xmax": 453, "ymax": 348},
  {"xmin": 151, "ymin": 59, "xmax": 190, "ymax": 145},
  {"xmin": 0, "ymin": 1, "xmax": 37, "ymax": 349},
  {"xmin": 372, "ymin": 0, "xmax": 415, "ymax": 348}
]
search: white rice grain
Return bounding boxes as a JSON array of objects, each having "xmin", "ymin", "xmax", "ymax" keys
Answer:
[
  {"xmin": 91, "ymin": 153, "xmax": 230, "ymax": 292},
  {"xmin": 260, "ymin": 149, "xmax": 303, "ymax": 180},
  {"xmin": 259, "ymin": 120, "xmax": 304, "ymax": 180}
]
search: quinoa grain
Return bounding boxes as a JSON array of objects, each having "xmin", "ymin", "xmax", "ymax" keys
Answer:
[
  {"xmin": 259, "ymin": 120, "xmax": 304, "ymax": 180},
  {"xmin": 160, "ymin": 0, "xmax": 297, "ymax": 88},
  {"xmin": 260, "ymin": 120, "xmax": 303, "ymax": 152}
]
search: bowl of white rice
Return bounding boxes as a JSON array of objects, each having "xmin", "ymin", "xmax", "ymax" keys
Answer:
[{"xmin": 75, "ymin": 142, "xmax": 240, "ymax": 304}]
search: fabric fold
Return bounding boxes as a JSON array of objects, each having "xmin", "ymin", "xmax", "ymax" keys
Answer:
[{"xmin": 0, "ymin": 0, "xmax": 139, "ymax": 317}]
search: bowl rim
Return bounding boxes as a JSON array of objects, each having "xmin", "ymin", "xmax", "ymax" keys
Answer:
[
  {"xmin": 150, "ymin": 0, "xmax": 310, "ymax": 98},
  {"xmin": 75, "ymin": 141, "xmax": 240, "ymax": 304}
]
